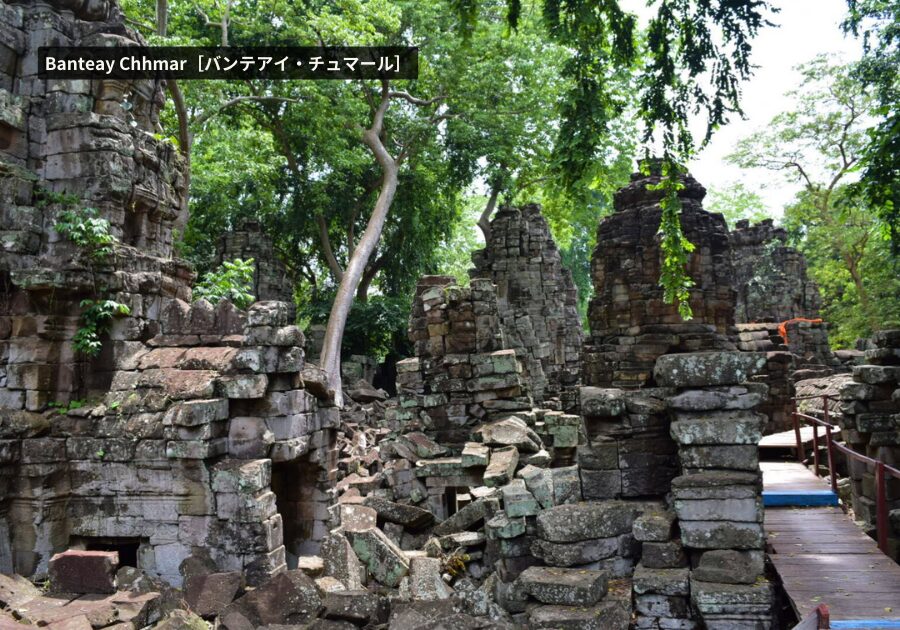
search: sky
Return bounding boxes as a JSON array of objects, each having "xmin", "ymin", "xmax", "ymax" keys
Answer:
[{"xmin": 680, "ymin": 0, "xmax": 864, "ymax": 217}]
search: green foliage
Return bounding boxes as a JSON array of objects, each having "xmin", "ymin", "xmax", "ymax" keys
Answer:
[
  {"xmin": 193, "ymin": 258, "xmax": 256, "ymax": 309},
  {"xmin": 74, "ymin": 299, "xmax": 131, "ymax": 357},
  {"xmin": 645, "ymin": 160, "xmax": 695, "ymax": 320},
  {"xmin": 302, "ymin": 294, "xmax": 412, "ymax": 362},
  {"xmin": 431, "ymin": 199, "xmax": 483, "ymax": 287},
  {"xmin": 705, "ymin": 183, "xmax": 771, "ymax": 229},
  {"xmin": 48, "ymin": 399, "xmax": 87, "ymax": 416},
  {"xmin": 842, "ymin": 0, "xmax": 900, "ymax": 254},
  {"xmin": 51, "ymin": 198, "xmax": 116, "ymax": 261}
]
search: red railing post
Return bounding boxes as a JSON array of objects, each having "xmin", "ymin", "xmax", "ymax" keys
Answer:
[
  {"xmin": 792, "ymin": 398, "xmax": 803, "ymax": 463},
  {"xmin": 876, "ymin": 461, "xmax": 889, "ymax": 553},
  {"xmin": 813, "ymin": 422, "xmax": 820, "ymax": 476},
  {"xmin": 825, "ymin": 425, "xmax": 837, "ymax": 494}
]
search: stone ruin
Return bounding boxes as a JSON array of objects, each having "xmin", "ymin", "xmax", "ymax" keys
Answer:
[
  {"xmin": 0, "ymin": 2, "xmax": 894, "ymax": 628},
  {"xmin": 215, "ymin": 220, "xmax": 295, "ymax": 307},
  {"xmin": 470, "ymin": 204, "xmax": 584, "ymax": 407},
  {"xmin": 0, "ymin": 0, "xmax": 336, "ymax": 590}
]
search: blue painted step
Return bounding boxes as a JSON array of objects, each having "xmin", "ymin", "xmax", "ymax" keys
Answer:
[
  {"xmin": 762, "ymin": 490, "xmax": 839, "ymax": 507},
  {"xmin": 831, "ymin": 620, "xmax": 900, "ymax": 629}
]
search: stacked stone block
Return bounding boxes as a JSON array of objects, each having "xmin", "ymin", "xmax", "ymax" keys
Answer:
[
  {"xmin": 836, "ymin": 330, "xmax": 900, "ymax": 559},
  {"xmin": 655, "ymin": 351, "xmax": 775, "ymax": 629},
  {"xmin": 0, "ymin": 300, "xmax": 337, "ymax": 585},
  {"xmin": 389, "ymin": 275, "xmax": 531, "ymax": 449},
  {"xmin": 215, "ymin": 220, "xmax": 295, "ymax": 310},
  {"xmin": 583, "ymin": 164, "xmax": 736, "ymax": 388},
  {"xmin": 730, "ymin": 219, "xmax": 821, "ymax": 325},
  {"xmin": 470, "ymin": 204, "xmax": 584, "ymax": 405}
]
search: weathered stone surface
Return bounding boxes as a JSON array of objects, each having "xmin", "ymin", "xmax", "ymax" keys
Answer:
[
  {"xmin": 500, "ymin": 479, "xmax": 540, "ymax": 518},
  {"xmin": 517, "ymin": 566, "xmax": 608, "ymax": 606},
  {"xmin": 321, "ymin": 532, "xmax": 364, "ymax": 591},
  {"xmin": 519, "ymin": 465, "xmax": 554, "ymax": 509},
  {"xmin": 581, "ymin": 387, "xmax": 627, "ymax": 417},
  {"xmin": 185, "ymin": 571, "xmax": 243, "ymax": 618},
  {"xmin": 223, "ymin": 571, "xmax": 322, "ymax": 627},
  {"xmin": 433, "ymin": 496, "xmax": 499, "ymax": 536},
  {"xmin": 551, "ymin": 465, "xmax": 582, "ymax": 505},
  {"xmin": 408, "ymin": 556, "xmax": 453, "ymax": 601},
  {"xmin": 475, "ymin": 417, "xmax": 542, "ymax": 452},
  {"xmin": 530, "ymin": 536, "xmax": 620, "ymax": 566},
  {"xmin": 528, "ymin": 597, "xmax": 630, "ymax": 630},
  {"xmin": 632, "ymin": 566, "xmax": 690, "ymax": 596},
  {"xmin": 363, "ymin": 496, "xmax": 435, "ymax": 530},
  {"xmin": 679, "ymin": 521, "xmax": 765, "ymax": 550},
  {"xmin": 670, "ymin": 411, "xmax": 766, "ymax": 445},
  {"xmin": 345, "ymin": 528, "xmax": 410, "ymax": 587},
  {"xmin": 640, "ymin": 540, "xmax": 687, "ymax": 569},
  {"xmin": 323, "ymin": 590, "xmax": 385, "ymax": 625},
  {"xmin": 155, "ymin": 609, "xmax": 209, "ymax": 630},
  {"xmin": 633, "ymin": 511, "xmax": 675, "ymax": 542},
  {"xmin": 692, "ymin": 550, "xmax": 764, "ymax": 584},
  {"xmin": 49, "ymin": 550, "xmax": 118, "ymax": 594},
  {"xmin": 537, "ymin": 501, "xmax": 641, "ymax": 543},
  {"xmin": 461, "ymin": 442, "xmax": 490, "ymax": 467},
  {"xmin": 484, "ymin": 446, "xmax": 519, "ymax": 487},
  {"xmin": 674, "ymin": 497, "xmax": 763, "ymax": 522},
  {"xmin": 654, "ymin": 352, "xmax": 766, "ymax": 388}
]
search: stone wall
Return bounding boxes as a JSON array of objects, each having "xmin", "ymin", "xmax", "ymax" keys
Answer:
[
  {"xmin": 730, "ymin": 219, "xmax": 821, "ymax": 324},
  {"xmin": 471, "ymin": 204, "xmax": 583, "ymax": 406},
  {"xmin": 0, "ymin": 0, "xmax": 336, "ymax": 587},
  {"xmin": 215, "ymin": 220, "xmax": 295, "ymax": 307},
  {"xmin": 583, "ymin": 165, "xmax": 736, "ymax": 389},
  {"xmin": 836, "ymin": 330, "xmax": 900, "ymax": 560}
]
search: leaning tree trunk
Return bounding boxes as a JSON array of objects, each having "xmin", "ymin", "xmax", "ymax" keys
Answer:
[{"xmin": 319, "ymin": 86, "xmax": 397, "ymax": 405}]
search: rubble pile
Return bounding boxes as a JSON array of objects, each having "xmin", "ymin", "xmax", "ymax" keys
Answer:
[
  {"xmin": 583, "ymin": 164, "xmax": 736, "ymax": 389},
  {"xmin": 470, "ymin": 204, "xmax": 584, "ymax": 406},
  {"xmin": 836, "ymin": 330, "xmax": 900, "ymax": 560}
]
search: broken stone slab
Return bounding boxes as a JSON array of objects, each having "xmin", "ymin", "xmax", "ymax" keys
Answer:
[
  {"xmin": 184, "ymin": 571, "xmax": 243, "ymax": 618},
  {"xmin": 632, "ymin": 566, "xmax": 690, "ymax": 596},
  {"xmin": 228, "ymin": 416, "xmax": 274, "ymax": 458},
  {"xmin": 523, "ymin": 448, "xmax": 551, "ymax": 467},
  {"xmin": 323, "ymin": 590, "xmax": 386, "ymax": 625},
  {"xmin": 221, "ymin": 570, "xmax": 322, "ymax": 627},
  {"xmin": 432, "ymin": 496, "xmax": 500, "ymax": 536},
  {"xmin": 363, "ymin": 496, "xmax": 435, "ymax": 530},
  {"xmin": 474, "ymin": 416, "xmax": 542, "ymax": 452},
  {"xmin": 316, "ymin": 576, "xmax": 347, "ymax": 593},
  {"xmin": 338, "ymin": 504, "xmax": 378, "ymax": 532},
  {"xmin": 674, "ymin": 497, "xmax": 763, "ymax": 522},
  {"xmin": 580, "ymin": 387, "xmax": 626, "ymax": 417},
  {"xmin": 640, "ymin": 540, "xmax": 688, "ymax": 569},
  {"xmin": 653, "ymin": 352, "xmax": 766, "ymax": 388},
  {"xmin": 667, "ymin": 386, "xmax": 766, "ymax": 411},
  {"xmin": 633, "ymin": 511, "xmax": 675, "ymax": 542},
  {"xmin": 692, "ymin": 550, "xmax": 764, "ymax": 584},
  {"xmin": 670, "ymin": 411, "xmax": 766, "ymax": 445},
  {"xmin": 679, "ymin": 445, "xmax": 759, "ymax": 471},
  {"xmin": 439, "ymin": 531, "xmax": 486, "ymax": 551},
  {"xmin": 530, "ymin": 537, "xmax": 620, "ymax": 567},
  {"xmin": 49, "ymin": 550, "xmax": 119, "ymax": 594},
  {"xmin": 690, "ymin": 577, "xmax": 774, "ymax": 616},
  {"xmin": 409, "ymin": 556, "xmax": 453, "ymax": 601},
  {"xmin": 0, "ymin": 573, "xmax": 42, "ymax": 608},
  {"xmin": 461, "ymin": 442, "xmax": 490, "ymax": 467},
  {"xmin": 16, "ymin": 591, "xmax": 161, "ymax": 628},
  {"xmin": 484, "ymin": 445, "xmax": 519, "ymax": 487},
  {"xmin": 537, "ymin": 501, "xmax": 642, "ymax": 543},
  {"xmin": 528, "ymin": 597, "xmax": 630, "ymax": 630},
  {"xmin": 345, "ymin": 527, "xmax": 410, "ymax": 587},
  {"xmin": 486, "ymin": 512, "xmax": 526, "ymax": 539},
  {"xmin": 671, "ymin": 471, "xmax": 760, "ymax": 500},
  {"xmin": 679, "ymin": 521, "xmax": 765, "ymax": 550},
  {"xmin": 500, "ymin": 479, "xmax": 540, "ymax": 517},
  {"xmin": 634, "ymin": 593, "xmax": 692, "ymax": 618},
  {"xmin": 517, "ymin": 566, "xmax": 608, "ymax": 606},
  {"xmin": 212, "ymin": 459, "xmax": 272, "ymax": 494},
  {"xmin": 399, "ymin": 432, "xmax": 449, "ymax": 459},
  {"xmin": 415, "ymin": 457, "xmax": 464, "ymax": 477},
  {"xmin": 518, "ymin": 464, "xmax": 554, "ymax": 509},
  {"xmin": 154, "ymin": 609, "xmax": 208, "ymax": 630},
  {"xmin": 551, "ymin": 465, "xmax": 582, "ymax": 505},
  {"xmin": 321, "ymin": 532, "xmax": 364, "ymax": 590}
]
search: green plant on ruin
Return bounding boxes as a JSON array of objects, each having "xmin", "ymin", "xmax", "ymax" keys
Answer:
[
  {"xmin": 73, "ymin": 299, "xmax": 131, "ymax": 357},
  {"xmin": 644, "ymin": 159, "xmax": 695, "ymax": 319},
  {"xmin": 47, "ymin": 399, "xmax": 87, "ymax": 415},
  {"xmin": 54, "ymin": 206, "xmax": 117, "ymax": 261},
  {"xmin": 193, "ymin": 258, "xmax": 256, "ymax": 309}
]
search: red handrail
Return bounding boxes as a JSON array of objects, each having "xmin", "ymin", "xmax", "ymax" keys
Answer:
[{"xmin": 791, "ymin": 394, "xmax": 900, "ymax": 554}]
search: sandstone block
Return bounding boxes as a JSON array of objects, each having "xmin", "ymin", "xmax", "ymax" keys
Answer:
[{"xmin": 49, "ymin": 550, "xmax": 118, "ymax": 594}]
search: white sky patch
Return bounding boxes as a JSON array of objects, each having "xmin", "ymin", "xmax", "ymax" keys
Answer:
[{"xmin": 684, "ymin": 0, "xmax": 863, "ymax": 217}]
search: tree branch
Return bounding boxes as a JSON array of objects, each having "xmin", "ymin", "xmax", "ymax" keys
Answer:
[
  {"xmin": 388, "ymin": 91, "xmax": 447, "ymax": 106},
  {"xmin": 193, "ymin": 95, "xmax": 299, "ymax": 127}
]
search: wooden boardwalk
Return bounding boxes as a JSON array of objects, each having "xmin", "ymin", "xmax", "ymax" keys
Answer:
[{"xmin": 762, "ymin": 462, "xmax": 900, "ymax": 626}]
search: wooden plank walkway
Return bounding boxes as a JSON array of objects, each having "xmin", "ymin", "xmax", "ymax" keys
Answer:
[
  {"xmin": 759, "ymin": 426, "xmax": 841, "ymax": 450},
  {"xmin": 763, "ymin": 462, "xmax": 900, "ymax": 626}
]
